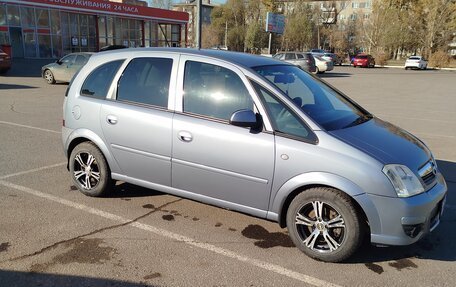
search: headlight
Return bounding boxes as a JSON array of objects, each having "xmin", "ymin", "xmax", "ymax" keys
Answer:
[{"xmin": 383, "ymin": 164, "xmax": 424, "ymax": 197}]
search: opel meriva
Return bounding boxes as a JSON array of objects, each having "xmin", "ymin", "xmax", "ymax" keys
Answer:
[{"xmin": 62, "ymin": 48, "xmax": 447, "ymax": 262}]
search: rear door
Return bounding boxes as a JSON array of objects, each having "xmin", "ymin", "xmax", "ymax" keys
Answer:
[
  {"xmin": 171, "ymin": 56, "xmax": 275, "ymax": 213},
  {"xmin": 100, "ymin": 54, "xmax": 179, "ymax": 186},
  {"xmin": 54, "ymin": 54, "xmax": 76, "ymax": 80}
]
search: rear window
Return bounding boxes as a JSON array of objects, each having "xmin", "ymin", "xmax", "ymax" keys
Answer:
[
  {"xmin": 356, "ymin": 55, "xmax": 368, "ymax": 59},
  {"xmin": 409, "ymin": 57, "xmax": 420, "ymax": 60}
]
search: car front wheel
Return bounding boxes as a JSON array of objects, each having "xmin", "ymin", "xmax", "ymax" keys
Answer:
[
  {"xmin": 69, "ymin": 142, "xmax": 113, "ymax": 197},
  {"xmin": 286, "ymin": 187, "xmax": 365, "ymax": 262},
  {"xmin": 44, "ymin": 69, "xmax": 56, "ymax": 84}
]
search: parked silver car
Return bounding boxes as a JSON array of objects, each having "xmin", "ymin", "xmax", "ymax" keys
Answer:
[
  {"xmin": 273, "ymin": 52, "xmax": 317, "ymax": 73},
  {"xmin": 63, "ymin": 48, "xmax": 447, "ymax": 262},
  {"xmin": 42, "ymin": 52, "xmax": 93, "ymax": 84}
]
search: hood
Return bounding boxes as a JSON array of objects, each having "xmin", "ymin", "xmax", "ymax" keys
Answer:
[{"xmin": 330, "ymin": 117, "xmax": 431, "ymax": 170}]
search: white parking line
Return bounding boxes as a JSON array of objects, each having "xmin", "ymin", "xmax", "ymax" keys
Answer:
[
  {"xmin": 0, "ymin": 162, "xmax": 67, "ymax": 180},
  {"xmin": 0, "ymin": 120, "xmax": 61, "ymax": 134},
  {"xmin": 0, "ymin": 179, "xmax": 340, "ymax": 287}
]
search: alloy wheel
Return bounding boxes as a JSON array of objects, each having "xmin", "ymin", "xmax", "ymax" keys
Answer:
[
  {"xmin": 295, "ymin": 200, "xmax": 346, "ymax": 252},
  {"xmin": 73, "ymin": 152, "xmax": 101, "ymax": 190}
]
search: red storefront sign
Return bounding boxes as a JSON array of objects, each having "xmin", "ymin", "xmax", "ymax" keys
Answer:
[{"xmin": 7, "ymin": 0, "xmax": 189, "ymax": 22}]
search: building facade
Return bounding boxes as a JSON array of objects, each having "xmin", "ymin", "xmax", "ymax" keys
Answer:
[
  {"xmin": 172, "ymin": 0, "xmax": 216, "ymax": 48},
  {"xmin": 0, "ymin": 0, "xmax": 188, "ymax": 58}
]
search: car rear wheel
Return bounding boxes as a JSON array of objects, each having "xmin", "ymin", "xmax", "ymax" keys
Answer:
[
  {"xmin": 286, "ymin": 187, "xmax": 365, "ymax": 262},
  {"xmin": 44, "ymin": 69, "xmax": 56, "ymax": 84},
  {"xmin": 69, "ymin": 142, "xmax": 113, "ymax": 197}
]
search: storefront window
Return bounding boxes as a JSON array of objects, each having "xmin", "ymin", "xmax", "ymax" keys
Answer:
[
  {"xmin": 0, "ymin": 5, "xmax": 6, "ymax": 26},
  {"xmin": 52, "ymin": 35, "xmax": 62, "ymax": 58},
  {"xmin": 21, "ymin": 7, "xmax": 35, "ymax": 28},
  {"xmin": 7, "ymin": 5, "xmax": 21, "ymax": 26},
  {"xmin": 69, "ymin": 13, "xmax": 78, "ymax": 36},
  {"xmin": 50, "ymin": 10, "xmax": 60, "ymax": 34},
  {"xmin": 0, "ymin": 32, "xmax": 9, "ymax": 45},
  {"xmin": 144, "ymin": 21, "xmax": 150, "ymax": 47},
  {"xmin": 36, "ymin": 9, "xmax": 50, "ymax": 28},
  {"xmin": 24, "ymin": 32, "xmax": 36, "ymax": 57},
  {"xmin": 38, "ymin": 34, "xmax": 51, "ymax": 57}
]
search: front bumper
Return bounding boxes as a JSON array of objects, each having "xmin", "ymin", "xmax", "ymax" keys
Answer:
[{"xmin": 360, "ymin": 173, "xmax": 447, "ymax": 246}]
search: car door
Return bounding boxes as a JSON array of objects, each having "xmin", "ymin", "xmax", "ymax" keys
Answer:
[
  {"xmin": 54, "ymin": 54, "xmax": 76, "ymax": 80},
  {"xmin": 100, "ymin": 54, "xmax": 179, "ymax": 186},
  {"xmin": 66, "ymin": 54, "xmax": 89, "ymax": 82},
  {"xmin": 171, "ymin": 56, "xmax": 275, "ymax": 214}
]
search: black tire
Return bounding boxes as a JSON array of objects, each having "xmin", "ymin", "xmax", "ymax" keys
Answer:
[
  {"xmin": 69, "ymin": 142, "xmax": 113, "ymax": 197},
  {"xmin": 44, "ymin": 69, "xmax": 56, "ymax": 84},
  {"xmin": 286, "ymin": 187, "xmax": 364, "ymax": 262}
]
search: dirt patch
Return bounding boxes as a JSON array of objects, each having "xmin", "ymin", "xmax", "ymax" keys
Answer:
[
  {"xmin": 365, "ymin": 263, "xmax": 384, "ymax": 274},
  {"xmin": 162, "ymin": 214, "xmax": 175, "ymax": 221},
  {"xmin": 0, "ymin": 242, "xmax": 11, "ymax": 253},
  {"xmin": 142, "ymin": 204, "xmax": 155, "ymax": 209},
  {"xmin": 192, "ymin": 217, "xmax": 199, "ymax": 221},
  {"xmin": 388, "ymin": 259, "xmax": 418, "ymax": 271},
  {"xmin": 215, "ymin": 222, "xmax": 222, "ymax": 227},
  {"xmin": 30, "ymin": 238, "xmax": 117, "ymax": 272},
  {"xmin": 228, "ymin": 228, "xmax": 237, "ymax": 232},
  {"xmin": 241, "ymin": 225, "xmax": 294, "ymax": 248}
]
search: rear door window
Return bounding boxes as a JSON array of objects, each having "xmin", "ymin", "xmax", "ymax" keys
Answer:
[
  {"xmin": 285, "ymin": 53, "xmax": 296, "ymax": 60},
  {"xmin": 117, "ymin": 57, "xmax": 173, "ymax": 108},
  {"xmin": 75, "ymin": 55, "xmax": 88, "ymax": 65},
  {"xmin": 80, "ymin": 60, "xmax": 124, "ymax": 99}
]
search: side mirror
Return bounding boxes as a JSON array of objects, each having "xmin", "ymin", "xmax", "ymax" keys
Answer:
[
  {"xmin": 56, "ymin": 59, "xmax": 62, "ymax": 65},
  {"xmin": 229, "ymin": 109, "xmax": 261, "ymax": 129}
]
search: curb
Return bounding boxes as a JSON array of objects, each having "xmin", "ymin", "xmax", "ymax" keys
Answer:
[{"xmin": 376, "ymin": 65, "xmax": 456, "ymax": 71}]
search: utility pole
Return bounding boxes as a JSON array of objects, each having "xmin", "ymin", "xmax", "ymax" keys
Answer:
[{"xmin": 196, "ymin": 0, "xmax": 202, "ymax": 49}]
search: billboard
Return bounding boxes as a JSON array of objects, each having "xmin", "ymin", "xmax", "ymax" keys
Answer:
[{"xmin": 265, "ymin": 12, "xmax": 285, "ymax": 34}]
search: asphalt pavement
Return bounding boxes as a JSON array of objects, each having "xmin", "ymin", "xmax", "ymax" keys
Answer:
[{"xmin": 0, "ymin": 62, "xmax": 455, "ymax": 287}]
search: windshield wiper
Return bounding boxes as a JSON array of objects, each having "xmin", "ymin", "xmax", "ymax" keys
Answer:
[{"xmin": 344, "ymin": 114, "xmax": 373, "ymax": 128}]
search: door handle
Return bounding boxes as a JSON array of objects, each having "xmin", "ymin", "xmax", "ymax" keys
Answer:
[
  {"xmin": 107, "ymin": 115, "xmax": 118, "ymax": 125},
  {"xmin": 178, "ymin": 131, "xmax": 193, "ymax": 142}
]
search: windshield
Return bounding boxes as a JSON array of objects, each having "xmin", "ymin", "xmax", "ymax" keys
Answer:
[{"xmin": 253, "ymin": 65, "xmax": 371, "ymax": 131}]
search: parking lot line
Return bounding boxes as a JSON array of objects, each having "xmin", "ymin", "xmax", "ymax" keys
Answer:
[
  {"xmin": 0, "ymin": 162, "xmax": 66, "ymax": 180},
  {"xmin": 0, "ymin": 178, "xmax": 340, "ymax": 287},
  {"xmin": 0, "ymin": 120, "xmax": 61, "ymax": 134}
]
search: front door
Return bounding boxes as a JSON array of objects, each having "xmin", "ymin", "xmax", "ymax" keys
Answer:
[{"xmin": 171, "ymin": 58, "xmax": 275, "ymax": 212}]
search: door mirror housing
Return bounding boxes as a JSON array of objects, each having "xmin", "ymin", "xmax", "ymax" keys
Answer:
[{"xmin": 229, "ymin": 109, "xmax": 261, "ymax": 129}]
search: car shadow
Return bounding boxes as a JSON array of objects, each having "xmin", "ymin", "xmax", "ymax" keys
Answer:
[
  {"xmin": 108, "ymin": 182, "xmax": 164, "ymax": 198},
  {"xmin": 347, "ymin": 159, "xmax": 456, "ymax": 264},
  {"xmin": 0, "ymin": 270, "xmax": 158, "ymax": 287},
  {"xmin": 0, "ymin": 83, "xmax": 38, "ymax": 89}
]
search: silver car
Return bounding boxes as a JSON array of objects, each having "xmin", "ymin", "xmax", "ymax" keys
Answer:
[
  {"xmin": 62, "ymin": 48, "xmax": 447, "ymax": 262},
  {"xmin": 273, "ymin": 52, "xmax": 317, "ymax": 73},
  {"xmin": 42, "ymin": 52, "xmax": 93, "ymax": 84}
]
